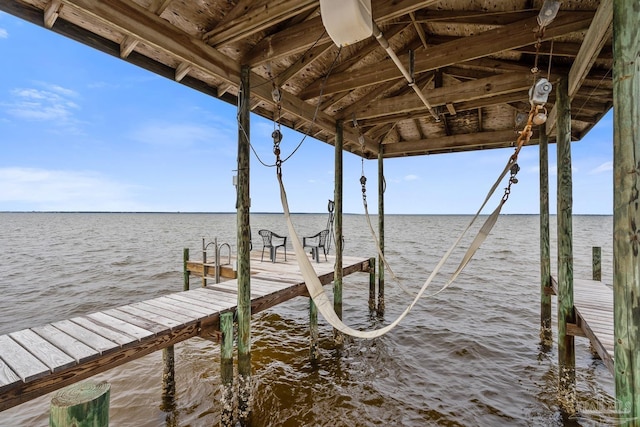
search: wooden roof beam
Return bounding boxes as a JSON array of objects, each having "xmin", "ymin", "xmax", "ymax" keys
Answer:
[
  {"xmin": 275, "ymin": 41, "xmax": 334, "ymax": 86},
  {"xmin": 203, "ymin": 0, "xmax": 317, "ymax": 48},
  {"xmin": 546, "ymin": 0, "xmax": 612, "ymax": 136},
  {"xmin": 299, "ymin": 12, "xmax": 593, "ymax": 99},
  {"xmin": 351, "ymin": 72, "xmax": 533, "ymax": 120},
  {"xmin": 357, "ymin": 90, "xmax": 530, "ymax": 127},
  {"xmin": 244, "ymin": 0, "xmax": 439, "ymax": 66},
  {"xmin": 382, "ymin": 129, "xmax": 519, "ymax": 157}
]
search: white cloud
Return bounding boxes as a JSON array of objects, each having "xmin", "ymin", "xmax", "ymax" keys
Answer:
[
  {"xmin": 0, "ymin": 28, "xmax": 8, "ymax": 39},
  {"xmin": 3, "ymin": 83, "xmax": 80, "ymax": 125},
  {"xmin": 590, "ymin": 161, "xmax": 613, "ymax": 175},
  {"xmin": 404, "ymin": 174, "xmax": 419, "ymax": 181},
  {"xmin": 0, "ymin": 167, "xmax": 143, "ymax": 211}
]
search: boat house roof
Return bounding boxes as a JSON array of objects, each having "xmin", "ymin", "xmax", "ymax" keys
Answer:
[{"xmin": 2, "ymin": 0, "xmax": 612, "ymax": 158}]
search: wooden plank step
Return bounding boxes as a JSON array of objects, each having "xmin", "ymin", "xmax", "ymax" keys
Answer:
[
  {"xmin": 32, "ymin": 324, "xmax": 97, "ymax": 364},
  {"xmin": 0, "ymin": 335, "xmax": 50, "ymax": 382},
  {"xmin": 8, "ymin": 329, "xmax": 75, "ymax": 373}
]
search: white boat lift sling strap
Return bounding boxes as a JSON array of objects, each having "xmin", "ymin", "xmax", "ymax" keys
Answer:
[{"xmin": 275, "ymin": 105, "xmax": 535, "ymax": 339}]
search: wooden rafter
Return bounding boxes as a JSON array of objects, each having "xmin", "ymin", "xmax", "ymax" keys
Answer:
[
  {"xmin": 149, "ymin": 0, "xmax": 173, "ymax": 15},
  {"xmin": 203, "ymin": 0, "xmax": 317, "ymax": 48},
  {"xmin": 44, "ymin": 0, "xmax": 61, "ymax": 28},
  {"xmin": 119, "ymin": 35, "xmax": 138, "ymax": 59},
  {"xmin": 351, "ymin": 72, "xmax": 533, "ymax": 120},
  {"xmin": 382, "ymin": 129, "xmax": 520, "ymax": 157},
  {"xmin": 299, "ymin": 12, "xmax": 593, "ymax": 100},
  {"xmin": 275, "ymin": 41, "xmax": 333, "ymax": 86}
]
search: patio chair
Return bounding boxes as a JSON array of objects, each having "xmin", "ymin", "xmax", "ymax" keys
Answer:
[
  {"xmin": 303, "ymin": 229, "xmax": 329, "ymax": 263},
  {"xmin": 258, "ymin": 229, "xmax": 287, "ymax": 262}
]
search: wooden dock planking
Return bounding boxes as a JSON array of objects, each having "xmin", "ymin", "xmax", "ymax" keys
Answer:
[
  {"xmin": 0, "ymin": 335, "xmax": 50, "ymax": 383},
  {"xmin": 573, "ymin": 278, "xmax": 614, "ymax": 373},
  {"xmin": 552, "ymin": 276, "xmax": 615, "ymax": 374},
  {"xmin": 8, "ymin": 329, "xmax": 76, "ymax": 373},
  {"xmin": 70, "ymin": 316, "xmax": 140, "ymax": 347},
  {"xmin": 31, "ymin": 324, "xmax": 98, "ymax": 364},
  {"xmin": 102, "ymin": 308, "xmax": 170, "ymax": 335},
  {"xmin": 0, "ymin": 254, "xmax": 371, "ymax": 412},
  {"xmin": 87, "ymin": 312, "xmax": 155, "ymax": 341},
  {"xmin": 0, "ymin": 359, "xmax": 20, "ymax": 393}
]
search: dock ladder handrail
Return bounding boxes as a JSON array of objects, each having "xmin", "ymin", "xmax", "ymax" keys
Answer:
[{"xmin": 202, "ymin": 238, "xmax": 233, "ymax": 285}]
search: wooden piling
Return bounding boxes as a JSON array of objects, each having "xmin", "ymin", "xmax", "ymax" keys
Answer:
[
  {"xmin": 333, "ymin": 120, "xmax": 344, "ymax": 346},
  {"xmin": 556, "ymin": 77, "xmax": 576, "ymax": 413},
  {"xmin": 220, "ymin": 312, "xmax": 234, "ymax": 426},
  {"xmin": 592, "ymin": 247, "xmax": 601, "ymax": 282},
  {"xmin": 50, "ymin": 381, "xmax": 110, "ymax": 427},
  {"xmin": 377, "ymin": 143, "xmax": 385, "ymax": 316},
  {"xmin": 236, "ymin": 64, "xmax": 252, "ymax": 425},
  {"xmin": 539, "ymin": 126, "xmax": 552, "ymax": 348},
  {"xmin": 309, "ymin": 298, "xmax": 318, "ymax": 361},
  {"xmin": 161, "ymin": 344, "xmax": 176, "ymax": 408},
  {"xmin": 368, "ymin": 257, "xmax": 376, "ymax": 312},
  {"xmin": 612, "ymin": 0, "xmax": 640, "ymax": 419},
  {"xmin": 183, "ymin": 248, "xmax": 190, "ymax": 291}
]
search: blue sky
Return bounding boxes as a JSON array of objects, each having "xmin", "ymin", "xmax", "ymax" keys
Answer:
[{"xmin": 0, "ymin": 12, "xmax": 614, "ymax": 214}]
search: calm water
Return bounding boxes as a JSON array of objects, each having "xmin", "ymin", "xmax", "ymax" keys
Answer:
[{"xmin": 0, "ymin": 212, "xmax": 616, "ymax": 426}]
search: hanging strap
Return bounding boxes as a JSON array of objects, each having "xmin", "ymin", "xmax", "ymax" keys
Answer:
[{"xmin": 277, "ymin": 106, "xmax": 535, "ymax": 339}]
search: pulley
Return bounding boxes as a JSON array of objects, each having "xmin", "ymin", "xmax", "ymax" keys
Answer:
[
  {"xmin": 272, "ymin": 129, "xmax": 283, "ymax": 144},
  {"xmin": 529, "ymin": 78, "xmax": 553, "ymax": 106}
]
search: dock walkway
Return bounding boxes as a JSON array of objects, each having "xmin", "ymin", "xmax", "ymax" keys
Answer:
[
  {"xmin": 552, "ymin": 277, "xmax": 614, "ymax": 373},
  {"xmin": 0, "ymin": 253, "xmax": 371, "ymax": 411}
]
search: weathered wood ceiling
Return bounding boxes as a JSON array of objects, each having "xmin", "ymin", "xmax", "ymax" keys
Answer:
[{"xmin": 2, "ymin": 0, "xmax": 613, "ymax": 158}]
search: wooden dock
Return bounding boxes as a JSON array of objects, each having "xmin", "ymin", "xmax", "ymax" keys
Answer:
[
  {"xmin": 0, "ymin": 253, "xmax": 371, "ymax": 412},
  {"xmin": 551, "ymin": 276, "xmax": 614, "ymax": 373}
]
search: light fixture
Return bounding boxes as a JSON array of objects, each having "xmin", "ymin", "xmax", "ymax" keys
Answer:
[
  {"xmin": 537, "ymin": 0, "xmax": 561, "ymax": 28},
  {"xmin": 319, "ymin": 0, "xmax": 373, "ymax": 47}
]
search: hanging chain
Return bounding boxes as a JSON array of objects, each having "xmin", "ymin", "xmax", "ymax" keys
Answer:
[
  {"xmin": 353, "ymin": 116, "xmax": 369, "ymax": 205},
  {"xmin": 272, "ymin": 84, "xmax": 283, "ymax": 175}
]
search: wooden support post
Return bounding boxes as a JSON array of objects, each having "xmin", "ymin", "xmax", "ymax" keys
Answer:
[
  {"xmin": 612, "ymin": 0, "xmax": 640, "ymax": 420},
  {"xmin": 309, "ymin": 298, "xmax": 318, "ymax": 361},
  {"xmin": 220, "ymin": 312, "xmax": 234, "ymax": 426},
  {"xmin": 556, "ymin": 77, "xmax": 576, "ymax": 414},
  {"xmin": 236, "ymin": 64, "xmax": 252, "ymax": 425},
  {"xmin": 592, "ymin": 247, "xmax": 602, "ymax": 282},
  {"xmin": 334, "ymin": 120, "xmax": 344, "ymax": 346},
  {"xmin": 161, "ymin": 345, "xmax": 176, "ymax": 408},
  {"xmin": 368, "ymin": 257, "xmax": 376, "ymax": 312},
  {"xmin": 377, "ymin": 142, "xmax": 385, "ymax": 316},
  {"xmin": 183, "ymin": 248, "xmax": 190, "ymax": 291},
  {"xmin": 50, "ymin": 381, "xmax": 110, "ymax": 427},
  {"xmin": 539, "ymin": 126, "xmax": 552, "ymax": 349}
]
